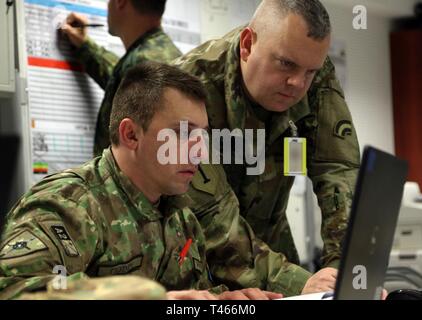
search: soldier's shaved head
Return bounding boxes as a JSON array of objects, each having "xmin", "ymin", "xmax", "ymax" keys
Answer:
[
  {"xmin": 250, "ymin": 0, "xmax": 331, "ymax": 41},
  {"xmin": 239, "ymin": 0, "xmax": 331, "ymax": 112}
]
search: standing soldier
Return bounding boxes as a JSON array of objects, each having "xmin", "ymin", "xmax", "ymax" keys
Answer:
[
  {"xmin": 174, "ymin": 0, "xmax": 361, "ymax": 281},
  {"xmin": 61, "ymin": 0, "xmax": 182, "ymax": 156}
]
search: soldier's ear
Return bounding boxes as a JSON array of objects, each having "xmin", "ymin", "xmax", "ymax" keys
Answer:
[
  {"xmin": 240, "ymin": 27, "xmax": 255, "ymax": 62},
  {"xmin": 115, "ymin": 0, "xmax": 128, "ymax": 11},
  {"xmin": 118, "ymin": 118, "xmax": 141, "ymax": 150}
]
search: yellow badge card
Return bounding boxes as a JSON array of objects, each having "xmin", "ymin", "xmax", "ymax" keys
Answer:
[{"xmin": 284, "ymin": 137, "xmax": 307, "ymax": 176}]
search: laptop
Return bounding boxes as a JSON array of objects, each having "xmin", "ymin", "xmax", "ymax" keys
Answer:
[
  {"xmin": 282, "ymin": 146, "xmax": 409, "ymax": 300},
  {"xmin": 0, "ymin": 135, "xmax": 20, "ymax": 233}
]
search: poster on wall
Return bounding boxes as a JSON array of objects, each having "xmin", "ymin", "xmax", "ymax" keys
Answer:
[{"xmin": 24, "ymin": 0, "xmax": 120, "ymax": 182}]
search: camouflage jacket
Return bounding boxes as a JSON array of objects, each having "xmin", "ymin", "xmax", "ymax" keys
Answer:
[
  {"xmin": 0, "ymin": 150, "xmax": 312, "ymax": 299},
  {"xmin": 75, "ymin": 27, "xmax": 182, "ymax": 156},
  {"xmin": 0, "ymin": 149, "xmax": 215, "ymax": 299},
  {"xmin": 173, "ymin": 27, "xmax": 361, "ymax": 268},
  {"xmin": 187, "ymin": 163, "xmax": 312, "ymax": 296}
]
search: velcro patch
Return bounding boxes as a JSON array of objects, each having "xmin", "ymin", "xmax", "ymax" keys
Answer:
[
  {"xmin": 191, "ymin": 164, "xmax": 218, "ymax": 195},
  {"xmin": 334, "ymin": 120, "xmax": 353, "ymax": 139},
  {"xmin": 50, "ymin": 225, "xmax": 80, "ymax": 257},
  {"xmin": 97, "ymin": 256, "xmax": 143, "ymax": 276},
  {"xmin": 0, "ymin": 230, "xmax": 47, "ymax": 259}
]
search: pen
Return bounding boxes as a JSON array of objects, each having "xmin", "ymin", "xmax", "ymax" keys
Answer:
[
  {"xmin": 178, "ymin": 238, "xmax": 192, "ymax": 266},
  {"xmin": 72, "ymin": 23, "xmax": 105, "ymax": 28}
]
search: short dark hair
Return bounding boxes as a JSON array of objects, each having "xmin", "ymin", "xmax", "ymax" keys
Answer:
[
  {"xmin": 279, "ymin": 0, "xmax": 331, "ymax": 40},
  {"xmin": 110, "ymin": 61, "xmax": 207, "ymax": 146},
  {"xmin": 130, "ymin": 0, "xmax": 167, "ymax": 16}
]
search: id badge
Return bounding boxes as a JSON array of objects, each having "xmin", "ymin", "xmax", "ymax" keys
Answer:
[{"xmin": 284, "ymin": 137, "xmax": 307, "ymax": 176}]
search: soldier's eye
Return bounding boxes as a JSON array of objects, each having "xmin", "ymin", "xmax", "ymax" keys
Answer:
[{"xmin": 280, "ymin": 60, "xmax": 294, "ymax": 68}]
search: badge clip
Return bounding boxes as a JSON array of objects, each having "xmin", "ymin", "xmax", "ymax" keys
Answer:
[{"xmin": 284, "ymin": 121, "xmax": 307, "ymax": 176}]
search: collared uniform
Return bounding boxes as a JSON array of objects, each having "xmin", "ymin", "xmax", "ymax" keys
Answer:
[
  {"xmin": 0, "ymin": 149, "xmax": 214, "ymax": 299},
  {"xmin": 74, "ymin": 27, "xmax": 182, "ymax": 156},
  {"xmin": 0, "ymin": 150, "xmax": 312, "ymax": 299},
  {"xmin": 174, "ymin": 27, "xmax": 361, "ymax": 268}
]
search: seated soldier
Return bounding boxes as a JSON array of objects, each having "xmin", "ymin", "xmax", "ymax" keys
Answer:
[{"xmin": 0, "ymin": 62, "xmax": 332, "ymax": 300}]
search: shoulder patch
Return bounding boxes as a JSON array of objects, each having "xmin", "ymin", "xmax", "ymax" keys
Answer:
[
  {"xmin": 334, "ymin": 120, "xmax": 353, "ymax": 139},
  {"xmin": 50, "ymin": 225, "xmax": 80, "ymax": 257},
  {"xmin": 0, "ymin": 230, "xmax": 47, "ymax": 259},
  {"xmin": 191, "ymin": 164, "xmax": 218, "ymax": 195}
]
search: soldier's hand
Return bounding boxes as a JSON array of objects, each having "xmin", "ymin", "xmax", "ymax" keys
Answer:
[
  {"xmin": 60, "ymin": 12, "xmax": 89, "ymax": 48},
  {"xmin": 381, "ymin": 289, "xmax": 388, "ymax": 300},
  {"xmin": 166, "ymin": 289, "xmax": 218, "ymax": 300},
  {"xmin": 301, "ymin": 267, "xmax": 337, "ymax": 295},
  {"xmin": 218, "ymin": 288, "xmax": 283, "ymax": 300}
]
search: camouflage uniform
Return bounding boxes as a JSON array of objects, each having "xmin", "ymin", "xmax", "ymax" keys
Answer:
[
  {"xmin": 174, "ymin": 27, "xmax": 361, "ymax": 268},
  {"xmin": 75, "ymin": 27, "xmax": 182, "ymax": 156},
  {"xmin": 0, "ymin": 149, "xmax": 311, "ymax": 299},
  {"xmin": 188, "ymin": 163, "xmax": 312, "ymax": 296}
]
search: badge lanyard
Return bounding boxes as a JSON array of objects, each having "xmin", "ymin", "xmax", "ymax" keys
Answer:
[{"xmin": 284, "ymin": 120, "xmax": 307, "ymax": 176}]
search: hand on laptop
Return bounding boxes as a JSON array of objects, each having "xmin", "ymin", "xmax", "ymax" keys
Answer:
[{"xmin": 301, "ymin": 267, "xmax": 337, "ymax": 295}]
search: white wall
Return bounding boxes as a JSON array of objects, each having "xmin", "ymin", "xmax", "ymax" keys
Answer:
[
  {"xmin": 200, "ymin": 0, "xmax": 261, "ymax": 41},
  {"xmin": 312, "ymin": 0, "xmax": 417, "ymax": 250},
  {"xmin": 321, "ymin": 0, "xmax": 411, "ymax": 155}
]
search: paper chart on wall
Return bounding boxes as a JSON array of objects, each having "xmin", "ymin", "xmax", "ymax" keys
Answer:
[{"xmin": 24, "ymin": 0, "xmax": 201, "ymax": 183}]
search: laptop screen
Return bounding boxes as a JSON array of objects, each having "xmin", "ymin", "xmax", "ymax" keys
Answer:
[{"xmin": 334, "ymin": 146, "xmax": 408, "ymax": 300}]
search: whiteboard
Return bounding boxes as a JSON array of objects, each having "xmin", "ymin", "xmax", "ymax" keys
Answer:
[{"xmin": 21, "ymin": 0, "xmax": 201, "ymax": 184}]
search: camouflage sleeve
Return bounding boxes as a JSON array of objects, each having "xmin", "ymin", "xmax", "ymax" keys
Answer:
[
  {"xmin": 74, "ymin": 37, "xmax": 120, "ymax": 89},
  {"xmin": 0, "ymin": 190, "xmax": 102, "ymax": 299},
  {"xmin": 305, "ymin": 58, "xmax": 361, "ymax": 268},
  {"xmin": 17, "ymin": 274, "xmax": 167, "ymax": 300},
  {"xmin": 188, "ymin": 164, "xmax": 312, "ymax": 297}
]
